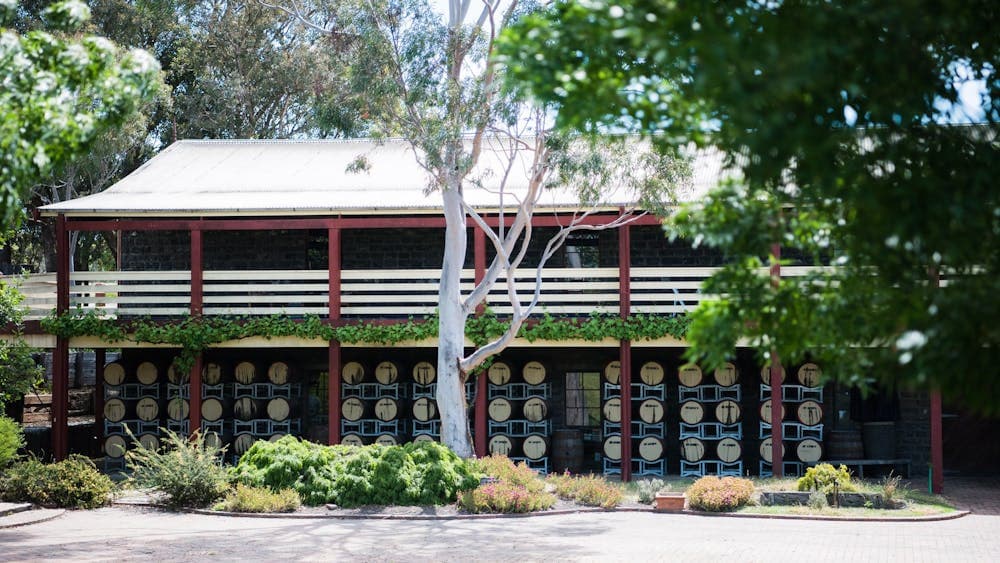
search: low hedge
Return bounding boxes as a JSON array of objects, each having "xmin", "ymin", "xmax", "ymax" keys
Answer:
[{"xmin": 1, "ymin": 455, "xmax": 113, "ymax": 509}]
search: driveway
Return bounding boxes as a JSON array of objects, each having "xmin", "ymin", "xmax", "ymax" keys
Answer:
[{"xmin": 1, "ymin": 506, "xmax": 998, "ymax": 562}]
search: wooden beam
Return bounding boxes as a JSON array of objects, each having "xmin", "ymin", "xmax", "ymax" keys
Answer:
[
  {"xmin": 328, "ymin": 227, "xmax": 341, "ymax": 320},
  {"xmin": 189, "ymin": 354, "xmax": 202, "ymax": 438},
  {"xmin": 769, "ymin": 243, "xmax": 784, "ymax": 478},
  {"xmin": 328, "ymin": 342, "xmax": 341, "ymax": 445},
  {"xmin": 52, "ymin": 214, "xmax": 70, "ymax": 460},
  {"xmin": 473, "ymin": 226, "xmax": 487, "ymax": 457},
  {"xmin": 190, "ymin": 229, "xmax": 203, "ymax": 316},
  {"xmin": 930, "ymin": 391, "xmax": 944, "ymax": 493},
  {"xmin": 618, "ymin": 223, "xmax": 632, "ymax": 481},
  {"xmin": 94, "ymin": 349, "xmax": 106, "ymax": 446}
]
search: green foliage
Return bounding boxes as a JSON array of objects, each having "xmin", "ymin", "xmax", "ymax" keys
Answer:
[
  {"xmin": 230, "ymin": 436, "xmax": 479, "ymax": 508},
  {"xmin": 0, "ymin": 416, "xmax": 24, "ymax": 467},
  {"xmin": 546, "ymin": 473, "xmax": 623, "ymax": 508},
  {"xmin": 0, "ymin": 455, "xmax": 113, "ymax": 509},
  {"xmin": 797, "ymin": 463, "xmax": 857, "ymax": 495},
  {"xmin": 0, "ymin": 281, "xmax": 43, "ymax": 408},
  {"xmin": 808, "ymin": 490, "xmax": 829, "ymax": 510},
  {"xmin": 501, "ymin": 1, "xmax": 1000, "ymax": 413},
  {"xmin": 686, "ymin": 476, "xmax": 755, "ymax": 512},
  {"xmin": 213, "ymin": 484, "xmax": 301, "ymax": 513},
  {"xmin": 472, "ymin": 454, "xmax": 547, "ymax": 493},
  {"xmin": 880, "ymin": 473, "xmax": 907, "ymax": 509},
  {"xmin": 634, "ymin": 478, "xmax": 669, "ymax": 504},
  {"xmin": 0, "ymin": 0, "xmax": 161, "ymax": 226},
  {"xmin": 125, "ymin": 428, "xmax": 230, "ymax": 508},
  {"xmin": 457, "ymin": 479, "xmax": 556, "ymax": 514}
]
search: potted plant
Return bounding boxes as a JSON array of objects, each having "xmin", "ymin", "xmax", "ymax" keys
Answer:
[{"xmin": 653, "ymin": 485, "xmax": 686, "ymax": 512}]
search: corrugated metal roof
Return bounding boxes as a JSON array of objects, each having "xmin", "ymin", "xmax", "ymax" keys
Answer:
[{"xmin": 40, "ymin": 138, "xmax": 728, "ymax": 217}]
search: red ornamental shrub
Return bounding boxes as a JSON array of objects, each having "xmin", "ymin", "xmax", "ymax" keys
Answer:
[{"xmin": 686, "ymin": 476, "xmax": 755, "ymax": 512}]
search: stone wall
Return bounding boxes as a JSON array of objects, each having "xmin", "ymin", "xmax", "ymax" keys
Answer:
[
  {"xmin": 629, "ymin": 225, "xmax": 725, "ymax": 267},
  {"xmin": 897, "ymin": 391, "xmax": 931, "ymax": 472}
]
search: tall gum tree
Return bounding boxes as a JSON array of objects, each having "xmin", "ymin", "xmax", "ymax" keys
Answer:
[{"xmin": 267, "ymin": 0, "xmax": 689, "ymax": 456}]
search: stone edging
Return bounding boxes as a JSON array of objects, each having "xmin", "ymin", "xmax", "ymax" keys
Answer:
[
  {"xmin": 681, "ymin": 509, "xmax": 971, "ymax": 523},
  {"xmin": 0, "ymin": 508, "xmax": 67, "ymax": 529}
]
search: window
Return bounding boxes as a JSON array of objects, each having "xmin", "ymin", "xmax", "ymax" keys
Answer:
[{"xmin": 566, "ymin": 372, "xmax": 601, "ymax": 427}]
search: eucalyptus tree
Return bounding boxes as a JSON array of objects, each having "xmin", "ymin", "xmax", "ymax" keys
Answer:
[
  {"xmin": 269, "ymin": 0, "xmax": 688, "ymax": 456},
  {"xmin": 501, "ymin": 1, "xmax": 1000, "ymax": 412}
]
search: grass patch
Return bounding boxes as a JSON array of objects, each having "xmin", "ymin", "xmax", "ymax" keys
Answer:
[
  {"xmin": 737, "ymin": 503, "xmax": 956, "ymax": 518},
  {"xmin": 214, "ymin": 484, "xmax": 301, "ymax": 513}
]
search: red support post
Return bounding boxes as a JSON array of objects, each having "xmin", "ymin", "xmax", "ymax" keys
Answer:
[
  {"xmin": 328, "ymin": 227, "xmax": 341, "ymax": 320},
  {"xmin": 930, "ymin": 392, "xmax": 944, "ymax": 493},
  {"xmin": 189, "ymin": 354, "xmax": 202, "ymax": 435},
  {"xmin": 94, "ymin": 349, "xmax": 106, "ymax": 444},
  {"xmin": 328, "ymin": 342, "xmax": 341, "ymax": 445},
  {"xmin": 769, "ymin": 243, "xmax": 784, "ymax": 477},
  {"xmin": 618, "ymin": 223, "xmax": 633, "ymax": 481},
  {"xmin": 52, "ymin": 214, "xmax": 70, "ymax": 460},
  {"xmin": 190, "ymin": 228, "xmax": 202, "ymax": 316},
  {"xmin": 474, "ymin": 225, "xmax": 487, "ymax": 457}
]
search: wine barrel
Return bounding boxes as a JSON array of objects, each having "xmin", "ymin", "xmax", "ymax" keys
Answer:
[
  {"xmin": 267, "ymin": 361, "xmax": 290, "ymax": 385},
  {"xmin": 104, "ymin": 435, "xmax": 127, "ymax": 458},
  {"xmin": 796, "ymin": 438, "xmax": 823, "ymax": 462},
  {"xmin": 103, "ymin": 362, "xmax": 126, "ymax": 386},
  {"xmin": 373, "ymin": 397, "xmax": 399, "ymax": 421},
  {"xmin": 412, "ymin": 397, "xmax": 437, "ymax": 422},
  {"xmin": 266, "ymin": 397, "xmax": 294, "ymax": 421},
  {"xmin": 374, "ymin": 361, "xmax": 400, "ymax": 385},
  {"xmin": 636, "ymin": 398, "xmax": 665, "ymax": 424},
  {"xmin": 374, "ymin": 433, "xmax": 399, "ymax": 446},
  {"xmin": 678, "ymin": 364, "xmax": 703, "ymax": 387},
  {"xmin": 760, "ymin": 364, "xmax": 786, "ymax": 385},
  {"xmin": 714, "ymin": 362, "xmax": 739, "ymax": 387},
  {"xmin": 759, "ymin": 399, "xmax": 786, "ymax": 425},
  {"xmin": 488, "ymin": 398, "xmax": 513, "ymax": 422},
  {"xmin": 522, "ymin": 397, "xmax": 548, "ymax": 422},
  {"xmin": 679, "ymin": 401, "xmax": 705, "ymax": 424},
  {"xmin": 202, "ymin": 431, "xmax": 223, "ymax": 450},
  {"xmin": 716, "ymin": 437, "xmax": 742, "ymax": 463},
  {"xmin": 603, "ymin": 434, "xmax": 622, "ymax": 461},
  {"xmin": 136, "ymin": 362, "xmax": 159, "ymax": 385},
  {"xmin": 550, "ymin": 429, "xmax": 584, "ymax": 473},
  {"xmin": 167, "ymin": 397, "xmax": 189, "ymax": 421},
  {"xmin": 167, "ymin": 362, "xmax": 189, "ymax": 385},
  {"xmin": 487, "ymin": 361, "xmax": 512, "ymax": 385},
  {"xmin": 826, "ymin": 429, "xmax": 864, "ymax": 460},
  {"xmin": 233, "ymin": 397, "xmax": 262, "ymax": 421},
  {"xmin": 269, "ymin": 434, "xmax": 285, "ymax": 442},
  {"xmin": 637, "ymin": 436, "xmax": 664, "ymax": 461},
  {"xmin": 234, "ymin": 361, "xmax": 257, "ymax": 384},
  {"xmin": 489, "ymin": 434, "xmax": 514, "ymax": 456},
  {"xmin": 604, "ymin": 360, "xmax": 621, "ymax": 385},
  {"xmin": 639, "ymin": 361, "xmax": 665, "ymax": 386},
  {"xmin": 602, "ymin": 397, "xmax": 622, "ymax": 423},
  {"xmin": 341, "ymin": 433, "xmax": 365, "ymax": 446},
  {"xmin": 341, "ymin": 397, "xmax": 367, "ymax": 421},
  {"xmin": 522, "ymin": 434, "xmax": 548, "ymax": 460},
  {"xmin": 342, "ymin": 361, "xmax": 366, "ymax": 384},
  {"xmin": 715, "ymin": 400, "xmax": 742, "ymax": 425},
  {"xmin": 104, "ymin": 398, "xmax": 127, "ymax": 423},
  {"xmin": 135, "ymin": 397, "xmax": 159, "ymax": 422},
  {"xmin": 201, "ymin": 398, "xmax": 225, "ymax": 422},
  {"xmin": 759, "ymin": 438, "xmax": 786, "ymax": 464},
  {"xmin": 797, "ymin": 362, "xmax": 822, "ymax": 387},
  {"xmin": 232, "ymin": 433, "xmax": 256, "ymax": 455},
  {"xmin": 413, "ymin": 361, "xmax": 436, "ymax": 385},
  {"xmin": 523, "ymin": 361, "xmax": 547, "ymax": 385},
  {"xmin": 138, "ymin": 433, "xmax": 160, "ymax": 451},
  {"xmin": 796, "ymin": 400, "xmax": 824, "ymax": 426},
  {"xmin": 412, "ymin": 434, "xmax": 436, "ymax": 444},
  {"xmin": 203, "ymin": 362, "xmax": 222, "ymax": 385},
  {"xmin": 681, "ymin": 437, "xmax": 706, "ymax": 462}
]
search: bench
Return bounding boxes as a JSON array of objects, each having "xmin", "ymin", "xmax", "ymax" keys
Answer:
[{"xmin": 811, "ymin": 459, "xmax": 911, "ymax": 479}]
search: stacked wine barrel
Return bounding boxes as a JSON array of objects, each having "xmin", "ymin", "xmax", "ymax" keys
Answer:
[
  {"xmin": 340, "ymin": 360, "xmax": 405, "ymax": 446},
  {"xmin": 102, "ymin": 359, "xmax": 163, "ymax": 470},
  {"xmin": 227, "ymin": 360, "xmax": 302, "ymax": 459},
  {"xmin": 600, "ymin": 360, "xmax": 623, "ymax": 475},
  {"xmin": 758, "ymin": 362, "xmax": 825, "ymax": 477},
  {"xmin": 409, "ymin": 361, "xmax": 439, "ymax": 442},
  {"xmin": 630, "ymin": 361, "xmax": 667, "ymax": 476},
  {"xmin": 486, "ymin": 360, "xmax": 551, "ymax": 471},
  {"xmin": 677, "ymin": 361, "xmax": 744, "ymax": 477}
]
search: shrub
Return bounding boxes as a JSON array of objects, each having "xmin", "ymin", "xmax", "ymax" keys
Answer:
[
  {"xmin": 635, "ymin": 478, "xmax": 668, "ymax": 504},
  {"xmin": 546, "ymin": 473, "xmax": 623, "ymax": 508},
  {"xmin": 797, "ymin": 463, "xmax": 857, "ymax": 494},
  {"xmin": 0, "ymin": 416, "xmax": 24, "ymax": 467},
  {"xmin": 230, "ymin": 436, "xmax": 479, "ymax": 507},
  {"xmin": 1, "ymin": 455, "xmax": 112, "ymax": 509},
  {"xmin": 808, "ymin": 490, "xmax": 829, "ymax": 510},
  {"xmin": 473, "ymin": 455, "xmax": 546, "ymax": 492},
  {"xmin": 880, "ymin": 472, "xmax": 907, "ymax": 508},
  {"xmin": 458, "ymin": 480, "xmax": 556, "ymax": 513},
  {"xmin": 214, "ymin": 484, "xmax": 301, "ymax": 513},
  {"xmin": 686, "ymin": 476, "xmax": 755, "ymax": 512},
  {"xmin": 125, "ymin": 428, "xmax": 230, "ymax": 508}
]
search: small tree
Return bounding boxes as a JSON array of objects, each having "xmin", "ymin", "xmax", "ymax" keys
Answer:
[{"xmin": 0, "ymin": 280, "xmax": 43, "ymax": 410}]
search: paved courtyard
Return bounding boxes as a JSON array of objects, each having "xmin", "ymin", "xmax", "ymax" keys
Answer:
[{"xmin": 1, "ymin": 505, "xmax": 998, "ymax": 562}]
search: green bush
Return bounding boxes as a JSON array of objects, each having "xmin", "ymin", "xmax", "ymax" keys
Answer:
[
  {"xmin": 1, "ymin": 455, "xmax": 113, "ymax": 509},
  {"xmin": 125, "ymin": 428, "xmax": 230, "ymax": 508},
  {"xmin": 546, "ymin": 473, "xmax": 623, "ymax": 508},
  {"xmin": 473, "ymin": 455, "xmax": 547, "ymax": 492},
  {"xmin": 686, "ymin": 476, "xmax": 755, "ymax": 512},
  {"xmin": 458, "ymin": 480, "xmax": 556, "ymax": 513},
  {"xmin": 214, "ymin": 484, "xmax": 301, "ymax": 513},
  {"xmin": 0, "ymin": 416, "xmax": 24, "ymax": 467},
  {"xmin": 634, "ymin": 478, "xmax": 669, "ymax": 504},
  {"xmin": 797, "ymin": 463, "xmax": 857, "ymax": 494},
  {"xmin": 230, "ymin": 436, "xmax": 479, "ymax": 507}
]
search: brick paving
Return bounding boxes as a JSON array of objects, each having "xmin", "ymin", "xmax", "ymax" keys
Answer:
[{"xmin": 941, "ymin": 476, "xmax": 1000, "ymax": 516}]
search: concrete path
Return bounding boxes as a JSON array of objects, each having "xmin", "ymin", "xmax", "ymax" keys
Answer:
[{"xmin": 1, "ymin": 506, "xmax": 998, "ymax": 562}]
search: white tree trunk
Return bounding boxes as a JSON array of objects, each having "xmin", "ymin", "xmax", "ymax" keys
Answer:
[{"xmin": 437, "ymin": 185, "xmax": 474, "ymax": 458}]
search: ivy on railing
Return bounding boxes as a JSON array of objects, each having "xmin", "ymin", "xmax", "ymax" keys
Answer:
[{"xmin": 41, "ymin": 310, "xmax": 690, "ymax": 373}]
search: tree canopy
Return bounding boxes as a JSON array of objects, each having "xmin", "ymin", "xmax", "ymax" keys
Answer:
[{"xmin": 500, "ymin": 1, "xmax": 999, "ymax": 412}]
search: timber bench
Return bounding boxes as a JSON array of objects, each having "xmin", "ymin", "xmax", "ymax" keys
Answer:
[{"xmin": 811, "ymin": 459, "xmax": 912, "ymax": 479}]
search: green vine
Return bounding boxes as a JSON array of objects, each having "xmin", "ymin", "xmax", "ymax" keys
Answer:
[{"xmin": 41, "ymin": 310, "xmax": 689, "ymax": 374}]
